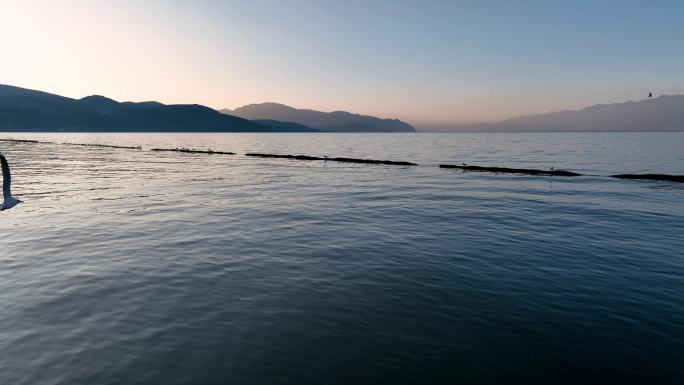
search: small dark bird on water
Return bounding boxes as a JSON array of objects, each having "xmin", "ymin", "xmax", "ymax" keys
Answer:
[{"xmin": 649, "ymin": 92, "xmax": 653, "ymax": 98}]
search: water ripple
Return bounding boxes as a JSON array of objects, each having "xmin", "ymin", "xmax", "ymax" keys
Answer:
[{"xmin": 1, "ymin": 133, "xmax": 683, "ymax": 385}]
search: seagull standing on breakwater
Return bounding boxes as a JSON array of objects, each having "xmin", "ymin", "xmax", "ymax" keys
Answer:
[{"xmin": 1, "ymin": 153, "xmax": 22, "ymax": 211}]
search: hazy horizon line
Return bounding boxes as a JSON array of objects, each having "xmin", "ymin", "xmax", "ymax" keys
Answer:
[{"xmin": 3, "ymin": 82, "xmax": 681, "ymax": 127}]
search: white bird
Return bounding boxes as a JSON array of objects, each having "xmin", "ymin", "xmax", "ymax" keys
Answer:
[{"xmin": 1, "ymin": 153, "xmax": 22, "ymax": 211}]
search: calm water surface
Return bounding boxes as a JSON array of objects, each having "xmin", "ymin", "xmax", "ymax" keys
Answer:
[{"xmin": 1, "ymin": 133, "xmax": 683, "ymax": 385}]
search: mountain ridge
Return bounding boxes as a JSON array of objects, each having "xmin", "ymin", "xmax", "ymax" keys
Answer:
[
  {"xmin": 418, "ymin": 95, "xmax": 684, "ymax": 132},
  {"xmin": 0, "ymin": 84, "xmax": 277, "ymax": 132},
  {"xmin": 223, "ymin": 102, "xmax": 416, "ymax": 132}
]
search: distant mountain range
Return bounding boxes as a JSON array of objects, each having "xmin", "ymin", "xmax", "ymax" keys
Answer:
[
  {"xmin": 4, "ymin": 84, "xmax": 681, "ymax": 133},
  {"xmin": 222, "ymin": 103, "xmax": 416, "ymax": 132},
  {"xmin": 0, "ymin": 84, "xmax": 281, "ymax": 132},
  {"xmin": 419, "ymin": 95, "xmax": 684, "ymax": 132},
  {"xmin": 0, "ymin": 85, "xmax": 414, "ymax": 133}
]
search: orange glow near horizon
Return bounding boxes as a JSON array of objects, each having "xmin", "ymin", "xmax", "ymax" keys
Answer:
[{"xmin": 2, "ymin": 0, "xmax": 683, "ymax": 125}]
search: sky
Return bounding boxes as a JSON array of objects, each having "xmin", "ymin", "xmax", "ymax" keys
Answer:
[{"xmin": 1, "ymin": 0, "xmax": 683, "ymax": 124}]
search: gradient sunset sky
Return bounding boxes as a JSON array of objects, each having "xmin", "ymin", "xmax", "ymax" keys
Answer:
[{"xmin": 2, "ymin": 0, "xmax": 683, "ymax": 124}]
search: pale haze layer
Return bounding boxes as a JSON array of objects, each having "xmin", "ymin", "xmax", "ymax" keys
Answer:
[{"xmin": 1, "ymin": 0, "xmax": 683, "ymax": 124}]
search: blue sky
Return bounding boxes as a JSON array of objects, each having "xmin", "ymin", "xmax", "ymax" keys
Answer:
[{"xmin": 2, "ymin": 0, "xmax": 683, "ymax": 123}]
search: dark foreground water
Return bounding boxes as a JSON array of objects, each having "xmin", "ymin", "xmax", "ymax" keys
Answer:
[{"xmin": 1, "ymin": 133, "xmax": 683, "ymax": 385}]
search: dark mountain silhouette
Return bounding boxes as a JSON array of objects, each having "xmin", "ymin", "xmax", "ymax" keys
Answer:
[
  {"xmin": 0, "ymin": 84, "xmax": 279, "ymax": 132},
  {"xmin": 419, "ymin": 95, "xmax": 684, "ymax": 132},
  {"xmin": 250, "ymin": 119, "xmax": 318, "ymax": 132},
  {"xmin": 223, "ymin": 102, "xmax": 416, "ymax": 132}
]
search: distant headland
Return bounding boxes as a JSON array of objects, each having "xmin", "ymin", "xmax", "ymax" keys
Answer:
[
  {"xmin": 419, "ymin": 95, "xmax": 684, "ymax": 132},
  {"xmin": 222, "ymin": 103, "xmax": 415, "ymax": 132}
]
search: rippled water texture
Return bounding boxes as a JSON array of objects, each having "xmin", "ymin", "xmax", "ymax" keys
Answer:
[{"xmin": 2, "ymin": 133, "xmax": 684, "ymax": 385}]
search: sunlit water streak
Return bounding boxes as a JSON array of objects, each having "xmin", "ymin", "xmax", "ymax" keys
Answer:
[{"xmin": 1, "ymin": 133, "xmax": 683, "ymax": 385}]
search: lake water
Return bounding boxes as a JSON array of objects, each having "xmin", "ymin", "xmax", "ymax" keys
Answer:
[{"xmin": 1, "ymin": 132, "xmax": 683, "ymax": 385}]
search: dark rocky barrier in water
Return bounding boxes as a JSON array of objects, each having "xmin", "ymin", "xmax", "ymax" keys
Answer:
[
  {"xmin": 63, "ymin": 142, "xmax": 142, "ymax": 150},
  {"xmin": 151, "ymin": 147, "xmax": 236, "ymax": 155},
  {"xmin": 611, "ymin": 174, "xmax": 684, "ymax": 183},
  {"xmin": 246, "ymin": 153, "xmax": 321, "ymax": 161},
  {"xmin": 440, "ymin": 164, "xmax": 582, "ymax": 177},
  {"xmin": 4, "ymin": 138, "xmax": 683, "ymax": 184},
  {"xmin": 0, "ymin": 138, "xmax": 54, "ymax": 144},
  {"xmin": 0, "ymin": 139, "xmax": 138, "ymax": 148},
  {"xmin": 245, "ymin": 153, "xmax": 417, "ymax": 166}
]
